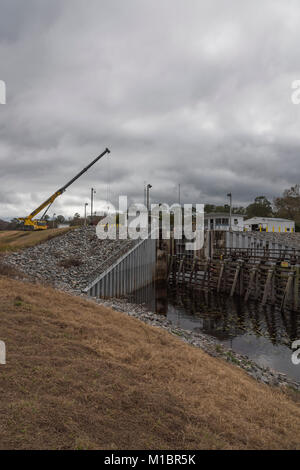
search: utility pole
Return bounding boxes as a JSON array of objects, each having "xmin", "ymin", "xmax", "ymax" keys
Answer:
[
  {"xmin": 91, "ymin": 188, "xmax": 96, "ymax": 226},
  {"xmin": 84, "ymin": 203, "xmax": 88, "ymax": 226},
  {"xmin": 178, "ymin": 184, "xmax": 181, "ymax": 205},
  {"xmin": 227, "ymin": 192, "xmax": 232, "ymax": 231}
]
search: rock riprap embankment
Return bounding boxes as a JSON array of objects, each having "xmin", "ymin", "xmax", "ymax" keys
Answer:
[{"xmin": 3, "ymin": 227, "xmax": 137, "ymax": 292}]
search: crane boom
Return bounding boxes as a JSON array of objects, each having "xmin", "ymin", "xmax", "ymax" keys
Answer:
[
  {"xmin": 19, "ymin": 147, "xmax": 110, "ymax": 230},
  {"xmin": 58, "ymin": 148, "xmax": 110, "ymax": 193}
]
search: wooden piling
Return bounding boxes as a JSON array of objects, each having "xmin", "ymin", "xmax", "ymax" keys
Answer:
[
  {"xmin": 217, "ymin": 261, "xmax": 224, "ymax": 293},
  {"xmin": 244, "ymin": 267, "xmax": 257, "ymax": 302},
  {"xmin": 230, "ymin": 262, "xmax": 241, "ymax": 297},
  {"xmin": 261, "ymin": 268, "xmax": 274, "ymax": 306},
  {"xmin": 166, "ymin": 252, "xmax": 300, "ymax": 312}
]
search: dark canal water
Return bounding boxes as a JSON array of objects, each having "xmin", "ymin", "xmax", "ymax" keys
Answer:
[{"xmin": 129, "ymin": 282, "xmax": 300, "ymax": 382}]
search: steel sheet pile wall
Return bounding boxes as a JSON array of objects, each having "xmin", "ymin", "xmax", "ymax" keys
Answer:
[{"xmin": 83, "ymin": 237, "xmax": 156, "ymax": 298}]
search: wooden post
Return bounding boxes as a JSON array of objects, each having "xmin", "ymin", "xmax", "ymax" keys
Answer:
[
  {"xmin": 281, "ymin": 272, "xmax": 294, "ymax": 311},
  {"xmin": 189, "ymin": 257, "xmax": 197, "ymax": 286},
  {"xmin": 245, "ymin": 267, "xmax": 257, "ymax": 302},
  {"xmin": 239, "ymin": 261, "xmax": 244, "ymax": 295},
  {"xmin": 230, "ymin": 263, "xmax": 241, "ymax": 297},
  {"xmin": 167, "ymin": 255, "xmax": 174, "ymax": 282},
  {"xmin": 261, "ymin": 268, "xmax": 273, "ymax": 306},
  {"xmin": 176, "ymin": 256, "xmax": 185, "ymax": 286},
  {"xmin": 202, "ymin": 260, "xmax": 209, "ymax": 290},
  {"xmin": 217, "ymin": 262, "xmax": 224, "ymax": 293}
]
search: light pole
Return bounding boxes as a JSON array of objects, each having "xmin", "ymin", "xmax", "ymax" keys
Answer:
[
  {"xmin": 144, "ymin": 181, "xmax": 147, "ymax": 207},
  {"xmin": 91, "ymin": 188, "xmax": 96, "ymax": 226},
  {"xmin": 227, "ymin": 192, "xmax": 232, "ymax": 231},
  {"xmin": 84, "ymin": 203, "xmax": 88, "ymax": 226},
  {"xmin": 146, "ymin": 184, "xmax": 152, "ymax": 211}
]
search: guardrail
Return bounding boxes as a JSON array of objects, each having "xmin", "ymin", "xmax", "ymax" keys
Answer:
[
  {"xmin": 214, "ymin": 247, "xmax": 300, "ymax": 262},
  {"xmin": 172, "ymin": 231, "xmax": 300, "ymax": 260}
]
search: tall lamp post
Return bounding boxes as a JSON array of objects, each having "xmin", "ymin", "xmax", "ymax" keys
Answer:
[
  {"xmin": 91, "ymin": 188, "xmax": 96, "ymax": 226},
  {"xmin": 144, "ymin": 181, "xmax": 147, "ymax": 207},
  {"xmin": 227, "ymin": 192, "xmax": 232, "ymax": 231},
  {"xmin": 146, "ymin": 184, "xmax": 152, "ymax": 211},
  {"xmin": 84, "ymin": 203, "xmax": 88, "ymax": 226}
]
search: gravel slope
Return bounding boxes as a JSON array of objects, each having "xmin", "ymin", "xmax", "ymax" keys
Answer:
[{"xmin": 3, "ymin": 227, "xmax": 137, "ymax": 292}]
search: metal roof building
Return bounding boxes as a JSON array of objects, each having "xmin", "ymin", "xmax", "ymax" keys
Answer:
[{"xmin": 244, "ymin": 217, "xmax": 295, "ymax": 232}]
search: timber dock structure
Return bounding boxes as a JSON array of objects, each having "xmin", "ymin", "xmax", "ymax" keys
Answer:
[{"xmin": 166, "ymin": 230, "xmax": 300, "ymax": 312}]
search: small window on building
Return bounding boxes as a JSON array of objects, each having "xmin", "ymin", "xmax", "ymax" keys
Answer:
[
  {"xmin": 222, "ymin": 218, "xmax": 229, "ymax": 225},
  {"xmin": 234, "ymin": 219, "xmax": 238, "ymax": 225}
]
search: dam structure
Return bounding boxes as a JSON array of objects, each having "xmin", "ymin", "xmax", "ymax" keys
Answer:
[{"xmin": 166, "ymin": 230, "xmax": 300, "ymax": 312}]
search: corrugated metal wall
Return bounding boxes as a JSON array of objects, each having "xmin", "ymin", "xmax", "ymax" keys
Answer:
[{"xmin": 83, "ymin": 237, "xmax": 157, "ymax": 298}]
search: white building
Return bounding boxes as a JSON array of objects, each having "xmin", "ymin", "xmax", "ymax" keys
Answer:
[
  {"xmin": 57, "ymin": 223, "xmax": 70, "ymax": 229},
  {"xmin": 204, "ymin": 213, "xmax": 244, "ymax": 231},
  {"xmin": 244, "ymin": 217, "xmax": 295, "ymax": 232}
]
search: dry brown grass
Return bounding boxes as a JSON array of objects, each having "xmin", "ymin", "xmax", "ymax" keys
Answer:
[
  {"xmin": 0, "ymin": 262, "xmax": 22, "ymax": 277},
  {"xmin": 0, "ymin": 276, "xmax": 300, "ymax": 450},
  {"xmin": 0, "ymin": 228, "xmax": 74, "ymax": 252}
]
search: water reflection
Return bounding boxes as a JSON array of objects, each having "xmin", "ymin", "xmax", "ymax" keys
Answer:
[
  {"xmin": 169, "ymin": 289, "xmax": 300, "ymax": 346},
  {"xmin": 128, "ymin": 281, "xmax": 168, "ymax": 315},
  {"xmin": 129, "ymin": 282, "xmax": 300, "ymax": 381}
]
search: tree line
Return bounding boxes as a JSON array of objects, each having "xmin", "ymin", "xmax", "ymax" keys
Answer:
[{"xmin": 1, "ymin": 184, "xmax": 300, "ymax": 231}]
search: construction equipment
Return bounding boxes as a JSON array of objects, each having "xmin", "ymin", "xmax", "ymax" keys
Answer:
[{"xmin": 19, "ymin": 148, "xmax": 110, "ymax": 230}]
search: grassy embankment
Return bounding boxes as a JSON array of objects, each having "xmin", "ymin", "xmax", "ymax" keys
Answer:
[
  {"xmin": 0, "ymin": 228, "xmax": 74, "ymax": 253},
  {"xmin": 0, "ymin": 275, "xmax": 300, "ymax": 450}
]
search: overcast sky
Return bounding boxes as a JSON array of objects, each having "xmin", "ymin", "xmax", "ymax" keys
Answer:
[{"xmin": 1, "ymin": 0, "xmax": 300, "ymax": 219}]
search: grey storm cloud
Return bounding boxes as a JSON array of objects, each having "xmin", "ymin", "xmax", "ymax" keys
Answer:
[{"xmin": 1, "ymin": 0, "xmax": 300, "ymax": 219}]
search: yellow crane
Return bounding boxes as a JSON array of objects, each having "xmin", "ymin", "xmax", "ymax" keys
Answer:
[{"xmin": 19, "ymin": 148, "xmax": 110, "ymax": 230}]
